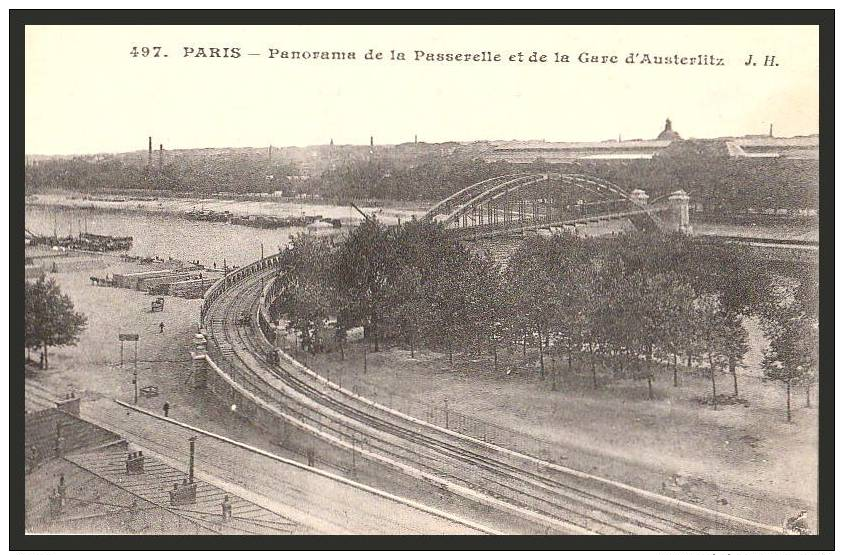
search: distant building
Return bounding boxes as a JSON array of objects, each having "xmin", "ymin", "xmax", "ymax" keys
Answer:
[
  {"xmin": 483, "ymin": 138, "xmax": 670, "ymax": 163},
  {"xmin": 656, "ymin": 118, "xmax": 682, "ymax": 141},
  {"xmin": 483, "ymin": 118, "xmax": 818, "ymax": 163},
  {"xmin": 725, "ymin": 136, "xmax": 819, "ymax": 160}
]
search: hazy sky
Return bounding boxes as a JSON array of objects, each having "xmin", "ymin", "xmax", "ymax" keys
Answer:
[{"xmin": 25, "ymin": 25, "xmax": 819, "ymax": 155}]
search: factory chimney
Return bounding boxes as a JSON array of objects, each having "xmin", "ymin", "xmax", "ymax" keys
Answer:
[
  {"xmin": 148, "ymin": 137, "xmax": 152, "ymax": 173},
  {"xmin": 268, "ymin": 145, "xmax": 273, "ymax": 161},
  {"xmin": 769, "ymin": 123, "xmax": 774, "ymax": 138},
  {"xmin": 159, "ymin": 144, "xmax": 163, "ymax": 172}
]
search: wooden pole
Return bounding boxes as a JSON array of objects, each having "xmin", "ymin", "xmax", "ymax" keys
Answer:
[{"xmin": 134, "ymin": 340, "xmax": 139, "ymax": 404}]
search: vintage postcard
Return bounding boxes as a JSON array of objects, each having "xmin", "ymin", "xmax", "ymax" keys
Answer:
[{"xmin": 16, "ymin": 15, "xmax": 826, "ymax": 546}]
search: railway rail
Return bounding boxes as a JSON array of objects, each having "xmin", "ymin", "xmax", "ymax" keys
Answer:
[{"xmin": 201, "ymin": 258, "xmax": 781, "ymax": 536}]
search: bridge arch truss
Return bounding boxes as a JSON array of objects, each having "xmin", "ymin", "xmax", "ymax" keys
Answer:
[{"xmin": 424, "ymin": 172, "xmax": 679, "ymax": 238}]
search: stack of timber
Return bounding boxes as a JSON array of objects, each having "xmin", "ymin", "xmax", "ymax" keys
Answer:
[
  {"xmin": 112, "ymin": 269, "xmax": 173, "ymax": 289},
  {"xmin": 168, "ymin": 276, "xmax": 221, "ymax": 299}
]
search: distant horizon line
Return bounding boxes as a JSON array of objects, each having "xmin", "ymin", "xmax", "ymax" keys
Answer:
[{"xmin": 25, "ymin": 130, "xmax": 821, "ymax": 159}]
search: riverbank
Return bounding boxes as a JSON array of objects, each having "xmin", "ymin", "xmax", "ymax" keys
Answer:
[{"xmin": 26, "ymin": 190, "xmax": 431, "ymax": 227}]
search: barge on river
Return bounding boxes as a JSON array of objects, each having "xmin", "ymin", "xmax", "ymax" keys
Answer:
[{"xmin": 26, "ymin": 232, "xmax": 133, "ymax": 252}]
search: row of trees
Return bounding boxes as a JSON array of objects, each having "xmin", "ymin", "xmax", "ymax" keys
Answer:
[
  {"xmin": 583, "ymin": 140, "xmax": 819, "ymax": 213},
  {"xmin": 25, "ymin": 277, "xmax": 88, "ymax": 369},
  {"xmin": 26, "ymin": 140, "xmax": 818, "ymax": 212},
  {"xmin": 275, "ymin": 219, "xmax": 819, "ymax": 420}
]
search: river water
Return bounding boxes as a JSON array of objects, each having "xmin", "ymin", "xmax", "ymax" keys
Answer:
[{"xmin": 25, "ymin": 200, "xmax": 424, "ymax": 267}]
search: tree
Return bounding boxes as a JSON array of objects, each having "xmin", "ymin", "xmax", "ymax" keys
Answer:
[
  {"xmin": 543, "ymin": 236, "xmax": 593, "ymax": 389},
  {"xmin": 506, "ymin": 238, "xmax": 563, "ymax": 381},
  {"xmin": 721, "ymin": 312, "xmax": 750, "ymax": 397},
  {"xmin": 758, "ymin": 266, "xmax": 819, "ymax": 419},
  {"xmin": 611, "ymin": 271, "xmax": 663, "ymax": 400},
  {"xmin": 386, "ymin": 266, "xmax": 429, "ymax": 358},
  {"xmin": 463, "ymin": 254, "xmax": 506, "ymax": 361},
  {"xmin": 579, "ymin": 269, "xmax": 604, "ymax": 389},
  {"xmin": 25, "ymin": 277, "xmax": 88, "ymax": 369},
  {"xmin": 277, "ymin": 234, "xmax": 337, "ymax": 354},
  {"xmin": 761, "ymin": 309, "xmax": 819, "ymax": 422},
  {"xmin": 333, "ymin": 218, "xmax": 398, "ymax": 352},
  {"xmin": 286, "ymin": 281, "xmax": 332, "ymax": 353},
  {"xmin": 426, "ymin": 252, "xmax": 474, "ymax": 365},
  {"xmin": 695, "ymin": 294, "xmax": 740, "ymax": 410},
  {"xmin": 639, "ymin": 272, "xmax": 697, "ymax": 399}
]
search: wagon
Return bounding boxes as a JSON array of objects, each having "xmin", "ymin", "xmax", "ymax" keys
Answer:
[
  {"xmin": 236, "ymin": 312, "xmax": 252, "ymax": 326},
  {"xmin": 151, "ymin": 297, "xmax": 165, "ymax": 312},
  {"xmin": 140, "ymin": 385, "xmax": 159, "ymax": 397}
]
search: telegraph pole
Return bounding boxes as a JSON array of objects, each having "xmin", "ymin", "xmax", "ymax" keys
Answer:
[
  {"xmin": 133, "ymin": 338, "xmax": 139, "ymax": 404},
  {"xmin": 188, "ymin": 436, "xmax": 197, "ymax": 483}
]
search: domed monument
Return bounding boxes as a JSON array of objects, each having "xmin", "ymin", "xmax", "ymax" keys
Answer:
[{"xmin": 657, "ymin": 118, "xmax": 682, "ymax": 141}]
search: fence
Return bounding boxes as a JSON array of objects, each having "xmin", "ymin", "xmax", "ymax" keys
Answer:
[
  {"xmin": 279, "ymin": 345, "xmax": 573, "ymax": 463},
  {"xmin": 279, "ymin": 340, "xmax": 818, "ymax": 466}
]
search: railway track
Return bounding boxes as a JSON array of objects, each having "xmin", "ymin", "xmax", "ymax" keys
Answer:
[{"xmin": 203, "ymin": 265, "xmax": 779, "ymax": 536}]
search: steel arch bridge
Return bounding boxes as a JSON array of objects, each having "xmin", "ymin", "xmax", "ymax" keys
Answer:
[{"xmin": 423, "ymin": 172, "xmax": 690, "ymax": 239}]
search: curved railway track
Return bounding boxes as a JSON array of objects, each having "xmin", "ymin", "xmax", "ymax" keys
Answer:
[{"xmin": 203, "ymin": 264, "xmax": 778, "ymax": 536}]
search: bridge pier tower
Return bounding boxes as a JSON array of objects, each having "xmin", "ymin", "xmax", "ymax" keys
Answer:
[{"xmin": 664, "ymin": 190, "xmax": 692, "ymax": 234}]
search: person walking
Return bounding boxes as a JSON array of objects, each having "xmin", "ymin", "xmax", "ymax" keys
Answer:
[
  {"xmin": 27, "ymin": 444, "xmax": 39, "ymax": 473},
  {"xmin": 159, "ymin": 322, "xmax": 165, "ymax": 334},
  {"xmin": 57, "ymin": 474, "xmax": 67, "ymax": 502},
  {"xmin": 163, "ymin": 402, "xmax": 170, "ymax": 417}
]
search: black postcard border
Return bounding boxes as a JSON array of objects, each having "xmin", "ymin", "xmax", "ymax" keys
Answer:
[{"xmin": 9, "ymin": 9, "xmax": 834, "ymax": 552}]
